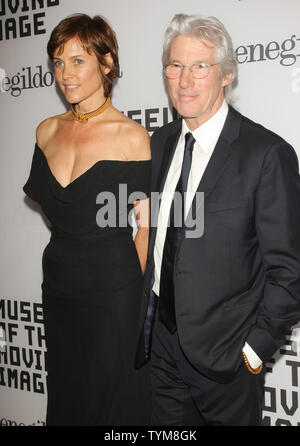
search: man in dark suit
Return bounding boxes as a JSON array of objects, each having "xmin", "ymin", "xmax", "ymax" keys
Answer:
[{"xmin": 135, "ymin": 14, "xmax": 300, "ymax": 425}]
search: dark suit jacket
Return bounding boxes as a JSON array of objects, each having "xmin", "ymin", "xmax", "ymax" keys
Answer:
[{"xmin": 135, "ymin": 106, "xmax": 300, "ymax": 383}]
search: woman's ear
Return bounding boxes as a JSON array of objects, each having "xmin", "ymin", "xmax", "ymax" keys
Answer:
[{"xmin": 103, "ymin": 52, "xmax": 113, "ymax": 74}]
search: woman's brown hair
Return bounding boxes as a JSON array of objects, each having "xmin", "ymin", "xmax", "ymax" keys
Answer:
[{"xmin": 47, "ymin": 13, "xmax": 120, "ymax": 97}]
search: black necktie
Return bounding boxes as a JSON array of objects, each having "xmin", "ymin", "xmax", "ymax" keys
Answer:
[{"xmin": 159, "ymin": 132, "xmax": 196, "ymax": 333}]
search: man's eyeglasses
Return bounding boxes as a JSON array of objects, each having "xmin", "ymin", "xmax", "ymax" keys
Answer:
[{"xmin": 164, "ymin": 62, "xmax": 219, "ymax": 79}]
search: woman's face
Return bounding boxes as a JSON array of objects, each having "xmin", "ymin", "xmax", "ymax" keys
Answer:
[{"xmin": 53, "ymin": 37, "xmax": 110, "ymax": 108}]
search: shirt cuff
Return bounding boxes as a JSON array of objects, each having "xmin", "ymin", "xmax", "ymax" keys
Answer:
[{"xmin": 242, "ymin": 342, "xmax": 263, "ymax": 369}]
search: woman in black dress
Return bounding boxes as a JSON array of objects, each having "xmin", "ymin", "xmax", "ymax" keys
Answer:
[{"xmin": 23, "ymin": 14, "xmax": 151, "ymax": 426}]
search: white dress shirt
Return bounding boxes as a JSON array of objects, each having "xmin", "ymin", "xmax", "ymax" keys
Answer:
[{"xmin": 152, "ymin": 100, "xmax": 262, "ymax": 369}]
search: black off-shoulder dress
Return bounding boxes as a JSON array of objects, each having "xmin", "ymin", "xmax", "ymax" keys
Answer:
[{"xmin": 23, "ymin": 144, "xmax": 151, "ymax": 426}]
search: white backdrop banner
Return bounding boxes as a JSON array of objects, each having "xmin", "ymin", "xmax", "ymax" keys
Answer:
[{"xmin": 0, "ymin": 0, "xmax": 300, "ymax": 426}]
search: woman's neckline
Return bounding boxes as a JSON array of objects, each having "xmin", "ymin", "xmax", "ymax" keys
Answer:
[{"xmin": 35, "ymin": 143, "xmax": 151, "ymax": 190}]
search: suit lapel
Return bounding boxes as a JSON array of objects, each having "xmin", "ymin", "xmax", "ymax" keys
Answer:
[
  {"xmin": 148, "ymin": 107, "xmax": 242, "ymax": 260},
  {"xmin": 195, "ymin": 106, "xmax": 242, "ymax": 199}
]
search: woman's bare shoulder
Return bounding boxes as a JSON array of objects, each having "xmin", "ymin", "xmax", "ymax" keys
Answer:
[
  {"xmin": 120, "ymin": 115, "xmax": 151, "ymax": 161},
  {"xmin": 36, "ymin": 111, "xmax": 70, "ymax": 149}
]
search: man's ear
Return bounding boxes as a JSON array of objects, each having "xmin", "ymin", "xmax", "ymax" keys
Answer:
[{"xmin": 221, "ymin": 71, "xmax": 233, "ymax": 88}]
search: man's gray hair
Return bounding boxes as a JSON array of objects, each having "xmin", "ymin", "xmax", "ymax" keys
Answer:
[{"xmin": 162, "ymin": 14, "xmax": 238, "ymax": 103}]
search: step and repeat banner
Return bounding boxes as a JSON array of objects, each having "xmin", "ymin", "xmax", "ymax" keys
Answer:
[{"xmin": 0, "ymin": 0, "xmax": 300, "ymax": 426}]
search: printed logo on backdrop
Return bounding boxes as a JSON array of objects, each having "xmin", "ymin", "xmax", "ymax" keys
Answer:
[
  {"xmin": 0, "ymin": 299, "xmax": 47, "ymax": 395},
  {"xmin": 124, "ymin": 107, "xmax": 178, "ymax": 133},
  {"xmin": 235, "ymin": 34, "xmax": 300, "ymax": 66},
  {"xmin": 0, "ymin": 417, "xmax": 45, "ymax": 426},
  {"xmin": 0, "ymin": 64, "xmax": 55, "ymax": 96},
  {"xmin": 235, "ymin": 35, "xmax": 300, "ymax": 95},
  {"xmin": 0, "ymin": 0, "xmax": 60, "ymax": 41},
  {"xmin": 262, "ymin": 327, "xmax": 300, "ymax": 426}
]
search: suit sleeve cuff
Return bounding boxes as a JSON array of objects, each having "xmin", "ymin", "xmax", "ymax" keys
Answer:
[{"xmin": 242, "ymin": 342, "xmax": 263, "ymax": 369}]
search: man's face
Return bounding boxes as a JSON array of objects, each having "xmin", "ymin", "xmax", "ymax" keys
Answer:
[{"xmin": 167, "ymin": 35, "xmax": 232, "ymax": 130}]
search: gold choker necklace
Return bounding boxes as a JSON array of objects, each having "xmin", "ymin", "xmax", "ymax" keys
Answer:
[{"xmin": 71, "ymin": 97, "xmax": 111, "ymax": 123}]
